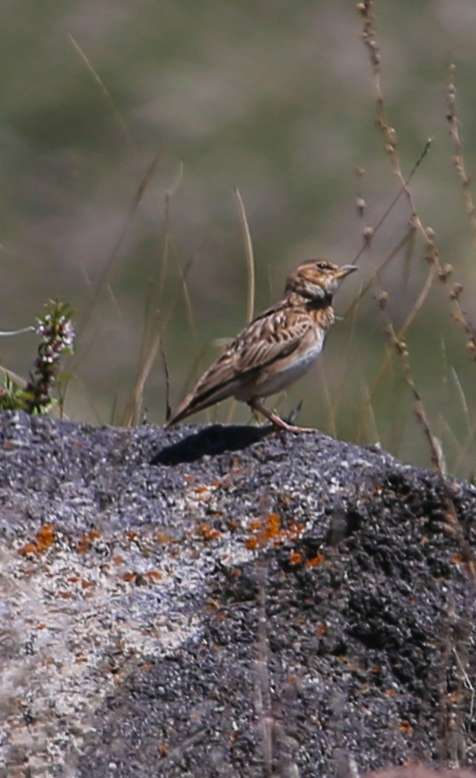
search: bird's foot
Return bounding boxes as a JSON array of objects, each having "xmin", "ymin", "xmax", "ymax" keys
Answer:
[{"xmin": 248, "ymin": 400, "xmax": 313, "ymax": 434}]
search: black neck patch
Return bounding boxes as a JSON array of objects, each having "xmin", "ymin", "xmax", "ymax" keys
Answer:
[{"xmin": 305, "ymin": 292, "xmax": 333, "ymax": 309}]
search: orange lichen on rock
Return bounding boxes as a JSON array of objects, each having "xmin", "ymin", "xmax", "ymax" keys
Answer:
[
  {"xmin": 306, "ymin": 553, "xmax": 324, "ymax": 567},
  {"xmin": 146, "ymin": 570, "xmax": 163, "ymax": 581},
  {"xmin": 77, "ymin": 528, "xmax": 101, "ymax": 554},
  {"xmin": 18, "ymin": 523, "xmax": 56, "ymax": 556},
  {"xmin": 196, "ymin": 523, "xmax": 221, "ymax": 540},
  {"xmin": 265, "ymin": 513, "xmax": 280, "ymax": 538},
  {"xmin": 289, "ymin": 550, "xmax": 303, "ymax": 565},
  {"xmin": 399, "ymin": 720, "xmax": 413, "ymax": 735}
]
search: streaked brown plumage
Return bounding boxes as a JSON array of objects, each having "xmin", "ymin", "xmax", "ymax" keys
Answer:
[{"xmin": 166, "ymin": 259, "xmax": 357, "ymax": 432}]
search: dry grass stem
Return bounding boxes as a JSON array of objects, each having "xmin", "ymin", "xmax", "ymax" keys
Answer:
[
  {"xmin": 447, "ymin": 64, "xmax": 476, "ymax": 242},
  {"xmin": 255, "ymin": 558, "xmax": 274, "ymax": 778},
  {"xmin": 123, "ymin": 180, "xmax": 176, "ymax": 427},
  {"xmin": 235, "ymin": 187, "xmax": 256, "ymax": 324},
  {"xmin": 68, "ymin": 34, "xmax": 137, "ymax": 157},
  {"xmin": 358, "ymin": 0, "xmax": 453, "ymax": 473},
  {"xmin": 318, "ymin": 358, "xmax": 337, "ymax": 439},
  {"xmin": 73, "ymin": 151, "xmax": 163, "ymax": 363},
  {"xmin": 359, "ymin": 1, "xmax": 476, "ymax": 588}
]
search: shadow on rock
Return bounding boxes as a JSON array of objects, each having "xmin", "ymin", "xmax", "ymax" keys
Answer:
[{"xmin": 151, "ymin": 423, "xmax": 274, "ymax": 465}]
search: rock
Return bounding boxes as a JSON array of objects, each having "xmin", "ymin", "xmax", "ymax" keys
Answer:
[
  {"xmin": 1, "ymin": 410, "xmax": 476, "ymax": 777},
  {"xmin": 367, "ymin": 769, "xmax": 476, "ymax": 778}
]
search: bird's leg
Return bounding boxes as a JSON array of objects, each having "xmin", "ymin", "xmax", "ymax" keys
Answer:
[{"xmin": 248, "ymin": 399, "xmax": 312, "ymax": 434}]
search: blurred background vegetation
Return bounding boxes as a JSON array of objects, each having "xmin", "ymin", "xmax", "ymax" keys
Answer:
[{"xmin": 2, "ymin": 0, "xmax": 476, "ymax": 476}]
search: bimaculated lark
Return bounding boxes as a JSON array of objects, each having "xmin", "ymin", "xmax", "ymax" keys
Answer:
[{"xmin": 166, "ymin": 259, "xmax": 357, "ymax": 432}]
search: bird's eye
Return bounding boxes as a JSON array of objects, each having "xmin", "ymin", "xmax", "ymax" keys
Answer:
[{"xmin": 316, "ymin": 261, "xmax": 328, "ymax": 270}]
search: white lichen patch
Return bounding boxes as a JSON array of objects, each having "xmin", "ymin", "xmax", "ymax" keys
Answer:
[{"xmin": 0, "ymin": 535, "xmax": 201, "ymax": 777}]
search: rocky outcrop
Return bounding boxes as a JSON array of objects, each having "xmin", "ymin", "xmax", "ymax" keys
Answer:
[{"xmin": 1, "ymin": 411, "xmax": 476, "ymax": 777}]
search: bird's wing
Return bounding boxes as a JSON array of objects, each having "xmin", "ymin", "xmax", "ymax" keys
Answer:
[
  {"xmin": 166, "ymin": 303, "xmax": 311, "ymax": 426},
  {"xmin": 234, "ymin": 305, "xmax": 311, "ymax": 372}
]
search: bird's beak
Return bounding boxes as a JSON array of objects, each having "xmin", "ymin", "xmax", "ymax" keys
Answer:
[{"xmin": 336, "ymin": 264, "xmax": 358, "ymax": 279}]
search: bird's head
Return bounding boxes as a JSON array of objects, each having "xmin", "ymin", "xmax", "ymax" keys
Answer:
[{"xmin": 284, "ymin": 259, "xmax": 357, "ymax": 302}]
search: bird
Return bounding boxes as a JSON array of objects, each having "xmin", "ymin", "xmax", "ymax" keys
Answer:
[{"xmin": 165, "ymin": 259, "xmax": 357, "ymax": 433}]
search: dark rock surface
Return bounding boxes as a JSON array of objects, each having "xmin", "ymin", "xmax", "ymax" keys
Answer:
[{"xmin": 1, "ymin": 411, "xmax": 476, "ymax": 777}]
